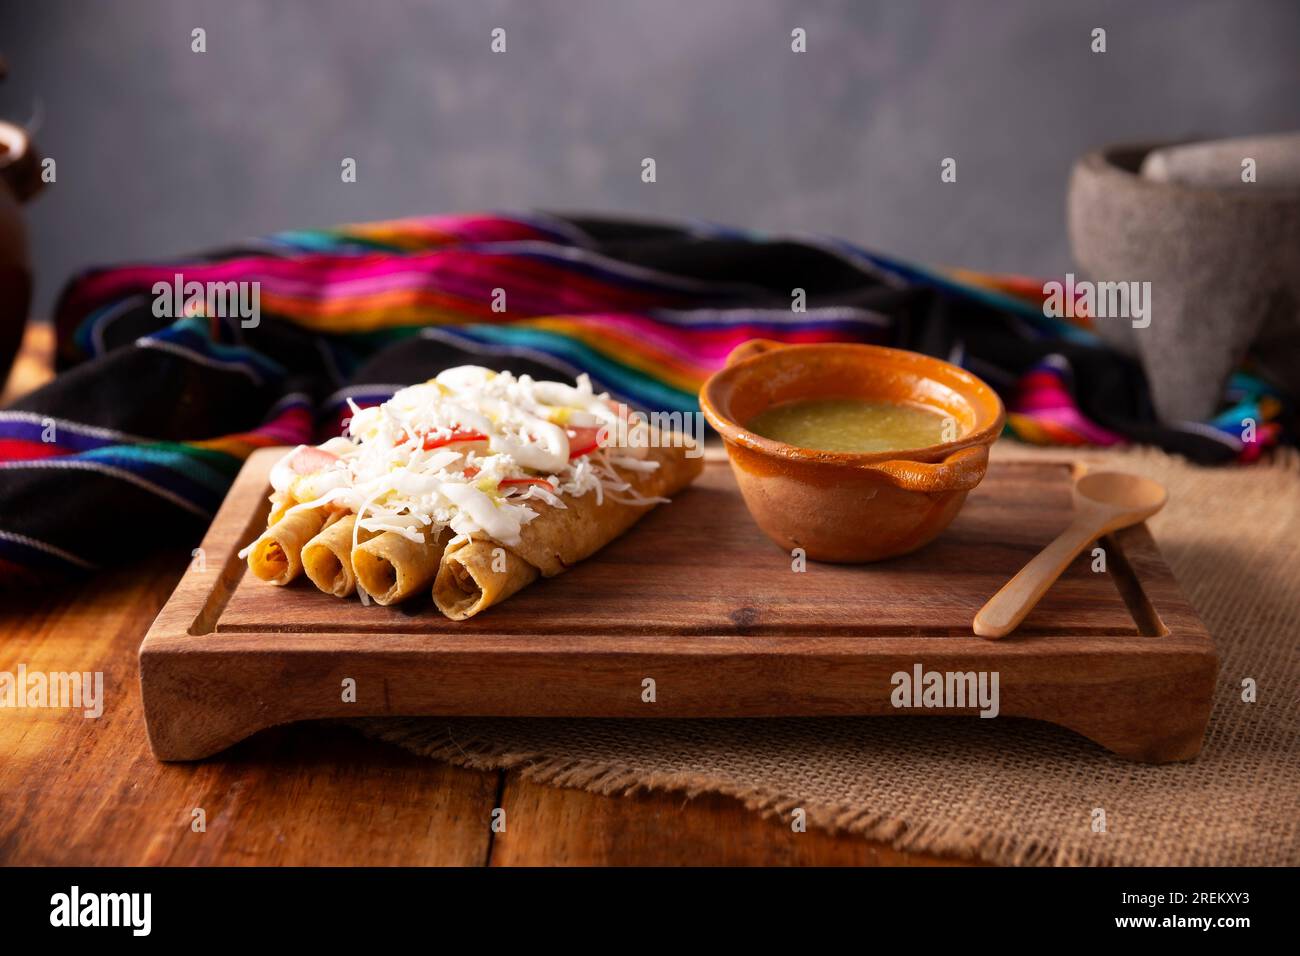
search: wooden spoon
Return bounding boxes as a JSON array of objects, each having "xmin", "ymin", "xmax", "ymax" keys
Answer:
[{"xmin": 973, "ymin": 471, "xmax": 1167, "ymax": 639}]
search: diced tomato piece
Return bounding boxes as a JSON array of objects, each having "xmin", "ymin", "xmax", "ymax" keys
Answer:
[
  {"xmin": 566, "ymin": 425, "xmax": 603, "ymax": 459},
  {"xmin": 422, "ymin": 430, "xmax": 488, "ymax": 450},
  {"xmin": 289, "ymin": 446, "xmax": 340, "ymax": 474}
]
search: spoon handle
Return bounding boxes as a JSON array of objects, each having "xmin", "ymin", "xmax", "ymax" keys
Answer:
[{"xmin": 973, "ymin": 519, "xmax": 1102, "ymax": 639}]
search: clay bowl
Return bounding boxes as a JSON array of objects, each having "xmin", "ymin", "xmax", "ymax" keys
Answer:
[{"xmin": 700, "ymin": 340, "xmax": 1005, "ymax": 562}]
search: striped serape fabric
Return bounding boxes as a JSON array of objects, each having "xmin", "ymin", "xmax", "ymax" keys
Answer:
[{"xmin": 0, "ymin": 212, "xmax": 1288, "ymax": 583}]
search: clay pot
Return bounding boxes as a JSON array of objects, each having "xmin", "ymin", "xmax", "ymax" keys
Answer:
[
  {"xmin": 0, "ymin": 120, "xmax": 40, "ymax": 390},
  {"xmin": 1068, "ymin": 140, "xmax": 1300, "ymax": 422},
  {"xmin": 699, "ymin": 340, "xmax": 1005, "ymax": 562}
]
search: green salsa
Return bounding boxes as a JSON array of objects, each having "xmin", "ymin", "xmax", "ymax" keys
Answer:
[{"xmin": 746, "ymin": 398, "xmax": 949, "ymax": 453}]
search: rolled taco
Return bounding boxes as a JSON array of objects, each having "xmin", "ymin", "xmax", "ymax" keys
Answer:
[
  {"xmin": 302, "ymin": 513, "xmax": 377, "ymax": 597},
  {"xmin": 247, "ymin": 506, "xmax": 329, "ymax": 585},
  {"xmin": 434, "ymin": 441, "xmax": 701, "ymax": 619},
  {"xmin": 352, "ymin": 526, "xmax": 452, "ymax": 605},
  {"xmin": 242, "ymin": 366, "xmax": 703, "ymax": 617},
  {"xmin": 433, "ymin": 539, "xmax": 538, "ymax": 621}
]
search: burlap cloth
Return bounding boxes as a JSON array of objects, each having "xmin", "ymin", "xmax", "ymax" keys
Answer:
[{"xmin": 355, "ymin": 442, "xmax": 1300, "ymax": 866}]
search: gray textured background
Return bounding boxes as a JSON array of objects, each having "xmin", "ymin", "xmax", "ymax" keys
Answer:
[{"xmin": 3, "ymin": 0, "xmax": 1298, "ymax": 311}]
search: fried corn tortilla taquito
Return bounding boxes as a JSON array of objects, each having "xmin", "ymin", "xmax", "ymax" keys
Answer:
[
  {"xmin": 239, "ymin": 366, "xmax": 703, "ymax": 617},
  {"xmin": 433, "ymin": 441, "xmax": 701, "ymax": 619}
]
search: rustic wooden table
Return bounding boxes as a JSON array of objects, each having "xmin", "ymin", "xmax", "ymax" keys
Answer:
[{"xmin": 0, "ymin": 323, "xmax": 969, "ymax": 866}]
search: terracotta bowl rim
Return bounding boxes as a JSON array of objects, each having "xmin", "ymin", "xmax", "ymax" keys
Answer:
[{"xmin": 699, "ymin": 341, "xmax": 1006, "ymax": 465}]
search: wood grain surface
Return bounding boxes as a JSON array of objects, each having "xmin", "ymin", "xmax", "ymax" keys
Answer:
[
  {"xmin": 0, "ymin": 552, "xmax": 963, "ymax": 866},
  {"xmin": 488, "ymin": 774, "xmax": 986, "ymax": 867},
  {"xmin": 218, "ymin": 455, "xmax": 1142, "ymax": 636},
  {"xmin": 140, "ymin": 448, "xmax": 1217, "ymax": 763}
]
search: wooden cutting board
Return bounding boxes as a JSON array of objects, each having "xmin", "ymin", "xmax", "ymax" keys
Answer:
[{"xmin": 140, "ymin": 447, "xmax": 1217, "ymax": 763}]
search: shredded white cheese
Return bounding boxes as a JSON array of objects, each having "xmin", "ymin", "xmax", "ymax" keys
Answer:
[{"xmin": 241, "ymin": 367, "xmax": 663, "ymax": 555}]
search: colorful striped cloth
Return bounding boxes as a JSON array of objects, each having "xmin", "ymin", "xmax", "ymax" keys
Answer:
[{"xmin": 0, "ymin": 212, "xmax": 1288, "ymax": 583}]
